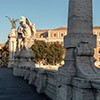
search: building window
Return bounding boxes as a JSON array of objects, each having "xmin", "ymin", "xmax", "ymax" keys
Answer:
[
  {"xmin": 98, "ymin": 48, "xmax": 100, "ymax": 54},
  {"xmin": 61, "ymin": 33, "xmax": 64, "ymax": 37},
  {"xmin": 40, "ymin": 33, "xmax": 48, "ymax": 38},
  {"xmin": 99, "ymin": 50, "xmax": 100, "ymax": 54},
  {"xmin": 98, "ymin": 33, "xmax": 100, "ymax": 36},
  {"xmin": 54, "ymin": 33, "xmax": 57, "ymax": 37}
]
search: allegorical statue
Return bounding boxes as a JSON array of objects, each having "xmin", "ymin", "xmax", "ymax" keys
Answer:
[
  {"xmin": 17, "ymin": 16, "xmax": 36, "ymax": 51},
  {"xmin": 6, "ymin": 16, "xmax": 19, "ymax": 29}
]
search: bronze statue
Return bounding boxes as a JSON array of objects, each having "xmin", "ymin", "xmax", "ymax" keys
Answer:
[{"xmin": 6, "ymin": 16, "xmax": 19, "ymax": 29}]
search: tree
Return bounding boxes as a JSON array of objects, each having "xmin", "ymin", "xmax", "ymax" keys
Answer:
[
  {"xmin": 31, "ymin": 40, "xmax": 49, "ymax": 65},
  {"xmin": 31, "ymin": 40, "xmax": 65, "ymax": 65},
  {"xmin": 1, "ymin": 39, "xmax": 9, "ymax": 66},
  {"xmin": 46, "ymin": 42, "xmax": 65, "ymax": 65}
]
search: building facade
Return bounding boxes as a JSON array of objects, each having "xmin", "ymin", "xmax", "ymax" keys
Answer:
[
  {"xmin": 35, "ymin": 26, "xmax": 100, "ymax": 67},
  {"xmin": 35, "ymin": 26, "xmax": 67, "ymax": 45},
  {"xmin": 93, "ymin": 26, "xmax": 100, "ymax": 67}
]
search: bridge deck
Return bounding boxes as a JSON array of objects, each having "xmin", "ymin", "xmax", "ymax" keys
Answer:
[{"xmin": 0, "ymin": 67, "xmax": 49, "ymax": 100}]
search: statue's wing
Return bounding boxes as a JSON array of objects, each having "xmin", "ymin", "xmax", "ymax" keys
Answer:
[
  {"xmin": 15, "ymin": 19, "xmax": 20, "ymax": 22},
  {"xmin": 26, "ymin": 18, "xmax": 32, "ymax": 26}
]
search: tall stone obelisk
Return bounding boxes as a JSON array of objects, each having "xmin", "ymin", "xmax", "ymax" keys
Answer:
[
  {"xmin": 68, "ymin": 0, "xmax": 93, "ymax": 34},
  {"xmin": 65, "ymin": 0, "xmax": 95, "ymax": 48},
  {"xmin": 57, "ymin": 0, "xmax": 97, "ymax": 100},
  {"xmin": 63, "ymin": 0, "xmax": 96, "ymax": 78}
]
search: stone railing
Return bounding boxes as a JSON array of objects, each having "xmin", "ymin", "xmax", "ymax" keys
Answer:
[
  {"xmin": 13, "ymin": 65, "xmax": 57, "ymax": 100},
  {"xmin": 13, "ymin": 62, "xmax": 100, "ymax": 100}
]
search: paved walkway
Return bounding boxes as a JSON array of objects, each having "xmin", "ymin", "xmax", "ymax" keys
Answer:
[{"xmin": 0, "ymin": 67, "xmax": 49, "ymax": 100}]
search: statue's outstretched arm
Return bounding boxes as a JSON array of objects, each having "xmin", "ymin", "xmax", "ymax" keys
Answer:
[{"xmin": 5, "ymin": 16, "xmax": 12, "ymax": 21}]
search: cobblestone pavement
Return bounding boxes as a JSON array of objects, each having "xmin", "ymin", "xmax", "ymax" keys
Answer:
[{"xmin": 0, "ymin": 67, "xmax": 50, "ymax": 100}]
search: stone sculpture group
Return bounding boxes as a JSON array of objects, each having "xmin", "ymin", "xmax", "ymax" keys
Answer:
[
  {"xmin": 7, "ymin": 16, "xmax": 36, "ymax": 68},
  {"xmin": 17, "ymin": 16, "xmax": 36, "ymax": 51}
]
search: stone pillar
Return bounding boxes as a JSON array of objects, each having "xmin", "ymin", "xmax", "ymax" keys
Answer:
[
  {"xmin": 64, "ymin": 0, "xmax": 96, "ymax": 78},
  {"xmin": 68, "ymin": 0, "xmax": 93, "ymax": 34},
  {"xmin": 65, "ymin": 0, "xmax": 95, "ymax": 50},
  {"xmin": 8, "ymin": 29, "xmax": 17, "ymax": 68},
  {"xmin": 57, "ymin": 0, "xmax": 97, "ymax": 100}
]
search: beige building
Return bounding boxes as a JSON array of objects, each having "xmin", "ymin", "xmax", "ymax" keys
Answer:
[
  {"xmin": 35, "ymin": 26, "xmax": 67, "ymax": 45},
  {"xmin": 35, "ymin": 26, "xmax": 100, "ymax": 67},
  {"xmin": 93, "ymin": 26, "xmax": 100, "ymax": 67}
]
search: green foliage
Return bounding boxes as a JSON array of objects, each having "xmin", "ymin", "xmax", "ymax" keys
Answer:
[
  {"xmin": 31, "ymin": 40, "xmax": 65, "ymax": 65},
  {"xmin": 1, "ymin": 40, "xmax": 9, "ymax": 66},
  {"xmin": 31, "ymin": 40, "xmax": 48, "ymax": 63}
]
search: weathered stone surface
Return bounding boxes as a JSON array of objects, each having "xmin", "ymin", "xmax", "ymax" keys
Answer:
[
  {"xmin": 45, "ymin": 70, "xmax": 57, "ymax": 100},
  {"xmin": 95, "ymin": 90, "xmax": 100, "ymax": 100},
  {"xmin": 68, "ymin": 0, "xmax": 93, "ymax": 34},
  {"xmin": 8, "ymin": 29, "xmax": 17, "ymax": 68},
  {"xmin": 73, "ymin": 87, "xmax": 94, "ymax": 100},
  {"xmin": 28, "ymin": 69, "xmax": 37, "ymax": 85},
  {"xmin": 57, "ymin": 0, "xmax": 100, "ymax": 100},
  {"xmin": 57, "ymin": 85, "xmax": 72, "ymax": 100},
  {"xmin": 13, "ymin": 48, "xmax": 35, "ymax": 77},
  {"xmin": 34, "ymin": 68, "xmax": 47, "ymax": 93},
  {"xmin": 64, "ymin": 33, "xmax": 96, "ymax": 50},
  {"xmin": 72, "ymin": 77, "xmax": 92, "ymax": 89}
]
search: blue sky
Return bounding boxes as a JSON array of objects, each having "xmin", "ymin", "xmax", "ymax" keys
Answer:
[{"xmin": 0, "ymin": 0, "xmax": 100, "ymax": 43}]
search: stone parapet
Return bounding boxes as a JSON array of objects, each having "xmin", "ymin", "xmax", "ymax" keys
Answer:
[
  {"xmin": 72, "ymin": 77, "xmax": 92, "ymax": 89},
  {"xmin": 34, "ymin": 68, "xmax": 47, "ymax": 93},
  {"xmin": 64, "ymin": 33, "xmax": 96, "ymax": 49},
  {"xmin": 13, "ymin": 66, "xmax": 57, "ymax": 100},
  {"xmin": 45, "ymin": 70, "xmax": 57, "ymax": 100}
]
